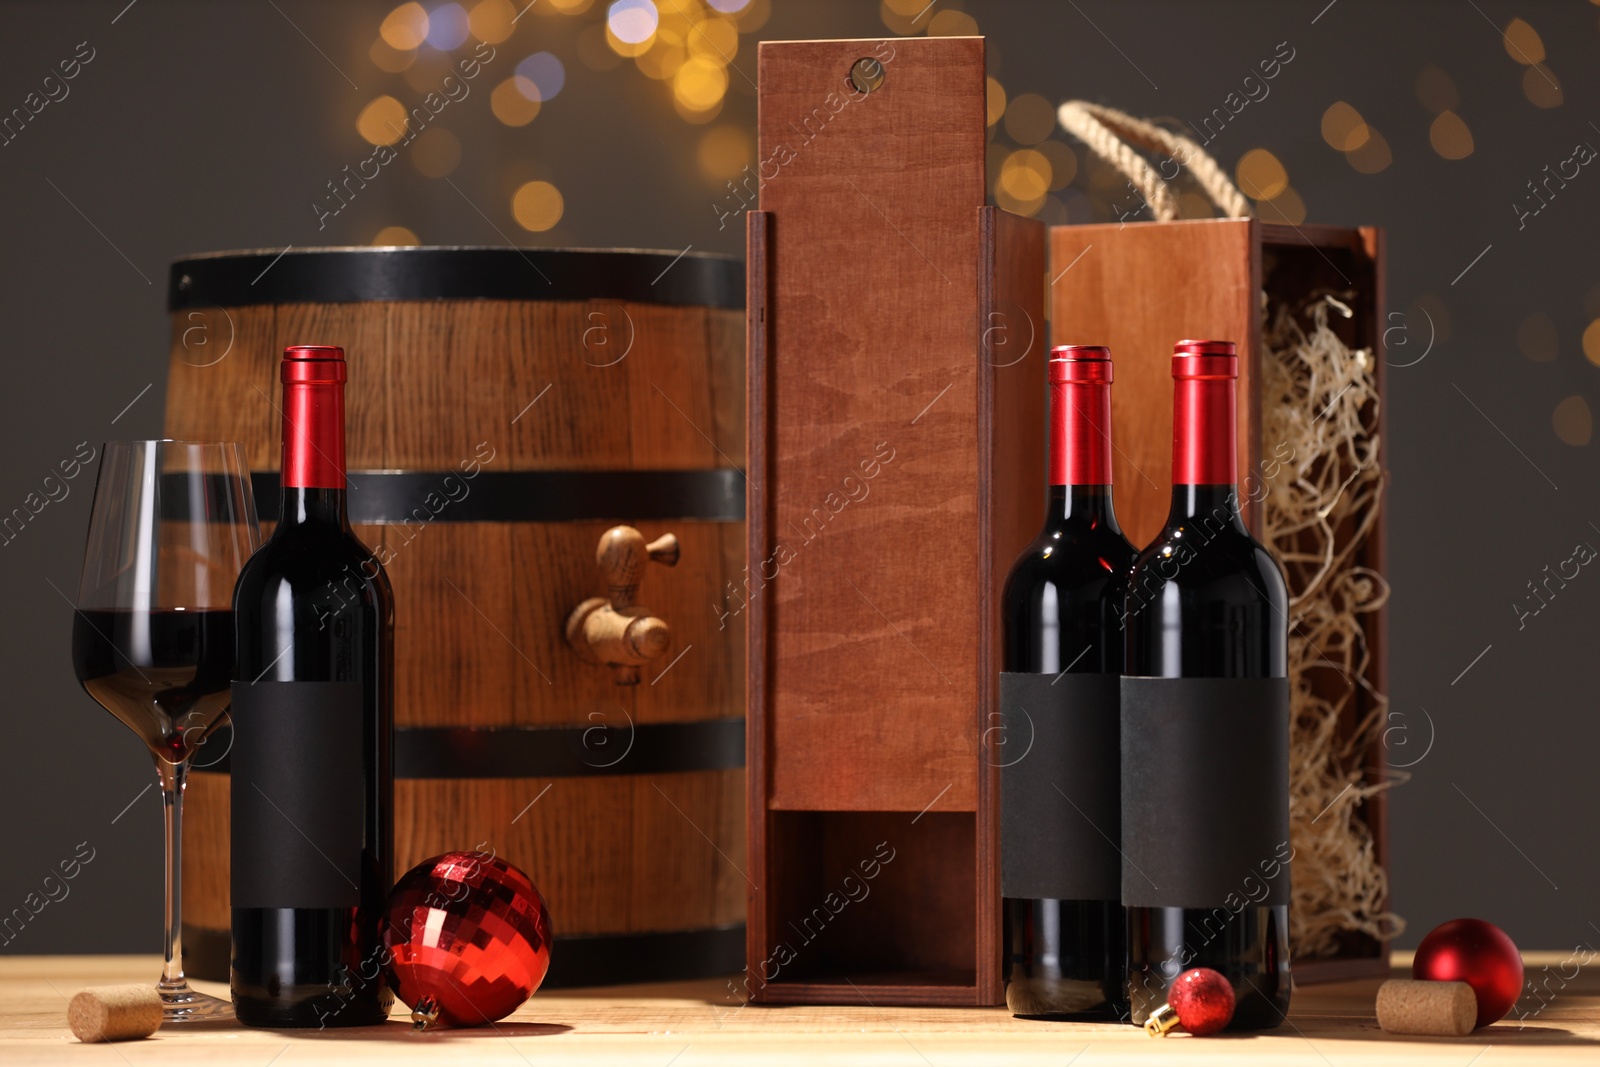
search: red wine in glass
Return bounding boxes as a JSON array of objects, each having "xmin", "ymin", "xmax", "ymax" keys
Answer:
[{"xmin": 73, "ymin": 440, "xmax": 259, "ymax": 1022}]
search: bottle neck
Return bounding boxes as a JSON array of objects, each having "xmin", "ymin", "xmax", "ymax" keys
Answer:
[
  {"xmin": 1046, "ymin": 381, "xmax": 1118, "ymax": 529},
  {"xmin": 1170, "ymin": 374, "xmax": 1244, "ymax": 528},
  {"xmin": 279, "ymin": 372, "xmax": 347, "ymax": 529}
]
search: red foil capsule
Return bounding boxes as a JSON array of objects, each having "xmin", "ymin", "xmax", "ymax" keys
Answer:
[
  {"xmin": 280, "ymin": 345, "xmax": 347, "ymax": 490},
  {"xmin": 1048, "ymin": 344, "xmax": 1114, "ymax": 486},
  {"xmin": 1170, "ymin": 339, "xmax": 1237, "ymax": 486}
]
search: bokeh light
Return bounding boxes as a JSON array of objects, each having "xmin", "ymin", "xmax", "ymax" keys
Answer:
[
  {"xmin": 1517, "ymin": 312, "xmax": 1559, "ymax": 363},
  {"xmin": 880, "ymin": 0, "xmax": 924, "ymax": 36},
  {"xmin": 697, "ymin": 124, "xmax": 752, "ymax": 181},
  {"xmin": 357, "ymin": 95, "xmax": 410, "ymax": 146},
  {"xmin": 1321, "ymin": 101, "xmax": 1369, "ymax": 152},
  {"xmin": 513, "ymin": 180, "xmax": 565, "ymax": 231},
  {"xmin": 687, "ymin": 16, "xmax": 739, "ymax": 63},
  {"xmin": 1429, "ymin": 111, "xmax": 1474, "ymax": 159},
  {"xmin": 372, "ymin": 225, "xmax": 421, "ymax": 246},
  {"xmin": 985, "ymin": 77, "xmax": 1006, "ymax": 127},
  {"xmin": 1004, "ymin": 93, "xmax": 1058, "ymax": 146},
  {"xmin": 410, "ymin": 126, "xmax": 462, "ymax": 178},
  {"xmin": 1236, "ymin": 148, "xmax": 1288, "ymax": 200},
  {"xmin": 1552, "ymin": 395, "xmax": 1592, "ymax": 446},
  {"xmin": 371, "ymin": 37, "xmax": 418, "ymax": 73},
  {"xmin": 1523, "ymin": 64, "xmax": 1563, "ymax": 108},
  {"xmin": 608, "ymin": 0, "xmax": 659, "ymax": 45},
  {"xmin": 1502, "ymin": 17, "xmax": 1545, "ymax": 64},
  {"xmin": 1346, "ymin": 127, "xmax": 1392, "ymax": 173},
  {"xmin": 928, "ymin": 9, "xmax": 979, "ymax": 36},
  {"xmin": 548, "ymin": 0, "xmax": 595, "ymax": 11},
  {"xmin": 1582, "ymin": 319, "xmax": 1600, "ymax": 367},
  {"xmin": 427, "ymin": 3, "xmax": 471, "ymax": 50},
  {"xmin": 516, "ymin": 52, "xmax": 566, "ymax": 100},
  {"xmin": 491, "ymin": 76, "xmax": 542, "ymax": 125},
  {"xmin": 1260, "ymin": 187, "xmax": 1307, "ymax": 225},
  {"xmin": 1034, "ymin": 140, "xmax": 1078, "ymax": 190},
  {"xmin": 706, "ymin": 0, "xmax": 752, "ymax": 11},
  {"xmin": 469, "ymin": 0, "xmax": 517, "ymax": 43},
  {"xmin": 381, "ymin": 3, "xmax": 430, "ymax": 50},
  {"xmin": 674, "ymin": 55, "xmax": 728, "ymax": 113}
]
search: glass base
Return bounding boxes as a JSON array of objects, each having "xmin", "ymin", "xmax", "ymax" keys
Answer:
[{"xmin": 160, "ymin": 984, "xmax": 234, "ymax": 1023}]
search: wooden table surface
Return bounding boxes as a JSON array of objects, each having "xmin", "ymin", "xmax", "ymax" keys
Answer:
[{"xmin": 2, "ymin": 954, "xmax": 1596, "ymax": 1065}]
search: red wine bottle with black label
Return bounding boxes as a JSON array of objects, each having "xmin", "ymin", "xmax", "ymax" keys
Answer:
[
  {"xmin": 999, "ymin": 345, "xmax": 1134, "ymax": 1020},
  {"xmin": 1120, "ymin": 339, "xmax": 1291, "ymax": 1031},
  {"xmin": 230, "ymin": 345, "xmax": 395, "ymax": 1027}
]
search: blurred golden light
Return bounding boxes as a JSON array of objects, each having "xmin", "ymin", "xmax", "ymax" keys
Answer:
[
  {"xmin": 1517, "ymin": 312, "xmax": 1559, "ymax": 363},
  {"xmin": 370, "ymin": 37, "xmax": 417, "ymax": 73},
  {"xmin": 697, "ymin": 124, "xmax": 752, "ymax": 180},
  {"xmin": 1552, "ymin": 395, "xmax": 1592, "ymax": 446},
  {"xmin": 513, "ymin": 180, "xmax": 564, "ymax": 231},
  {"xmin": 381, "ymin": 3, "xmax": 430, "ymax": 51},
  {"xmin": 1177, "ymin": 190, "xmax": 1215, "ymax": 219},
  {"xmin": 1429, "ymin": 111, "xmax": 1474, "ymax": 159},
  {"xmin": 674, "ymin": 55, "xmax": 728, "ymax": 112},
  {"xmin": 357, "ymin": 95, "xmax": 410, "ymax": 146},
  {"xmin": 1582, "ymin": 319, "xmax": 1600, "ymax": 367},
  {"xmin": 637, "ymin": 38, "xmax": 687, "ymax": 80},
  {"xmin": 994, "ymin": 181, "xmax": 1046, "ymax": 218},
  {"xmin": 879, "ymin": 0, "xmax": 923, "ymax": 36},
  {"xmin": 1035, "ymin": 140, "xmax": 1078, "ymax": 190},
  {"xmin": 1004, "ymin": 93, "xmax": 1058, "ymax": 146},
  {"xmin": 1346, "ymin": 127, "xmax": 1392, "ymax": 173},
  {"xmin": 687, "ymin": 17, "xmax": 739, "ymax": 64},
  {"xmin": 372, "ymin": 225, "xmax": 420, "ymax": 246},
  {"xmin": 548, "ymin": 0, "xmax": 595, "ymax": 11},
  {"xmin": 985, "ymin": 77, "xmax": 1006, "ymax": 127},
  {"xmin": 1502, "ymin": 17, "xmax": 1545, "ymax": 64},
  {"xmin": 1000, "ymin": 149, "xmax": 1052, "ymax": 202},
  {"xmin": 577, "ymin": 21, "xmax": 625, "ymax": 69},
  {"xmin": 1321, "ymin": 101, "xmax": 1369, "ymax": 152},
  {"xmin": 1260, "ymin": 186, "xmax": 1307, "ymax": 225},
  {"xmin": 469, "ymin": 0, "xmax": 517, "ymax": 43},
  {"xmin": 608, "ymin": 0, "xmax": 659, "ymax": 45},
  {"xmin": 707, "ymin": 0, "xmax": 752, "ymax": 11},
  {"xmin": 1236, "ymin": 148, "xmax": 1288, "ymax": 200},
  {"xmin": 675, "ymin": 94, "xmax": 723, "ymax": 123},
  {"xmin": 490, "ymin": 76, "xmax": 542, "ymax": 125},
  {"xmin": 1415, "ymin": 65, "xmax": 1459, "ymax": 113},
  {"xmin": 733, "ymin": 0, "xmax": 769, "ymax": 31},
  {"xmin": 410, "ymin": 127, "xmax": 462, "ymax": 178},
  {"xmin": 884, "ymin": 0, "xmax": 929, "ymax": 12},
  {"xmin": 1523, "ymin": 64, "xmax": 1563, "ymax": 108},
  {"xmin": 928, "ymin": 9, "xmax": 979, "ymax": 36}
]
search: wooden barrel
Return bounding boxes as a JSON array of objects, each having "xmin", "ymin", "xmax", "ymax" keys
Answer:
[{"xmin": 164, "ymin": 247, "xmax": 746, "ymax": 987}]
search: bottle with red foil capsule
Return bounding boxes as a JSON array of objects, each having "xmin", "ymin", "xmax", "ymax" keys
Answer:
[
  {"xmin": 1120, "ymin": 340, "xmax": 1291, "ymax": 1031},
  {"xmin": 230, "ymin": 345, "xmax": 395, "ymax": 1027},
  {"xmin": 998, "ymin": 345, "xmax": 1134, "ymax": 1019}
]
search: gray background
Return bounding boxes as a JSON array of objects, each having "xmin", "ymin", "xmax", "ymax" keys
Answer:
[{"xmin": 1, "ymin": 0, "xmax": 1594, "ymax": 959}]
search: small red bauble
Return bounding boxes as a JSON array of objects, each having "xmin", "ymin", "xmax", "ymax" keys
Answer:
[
  {"xmin": 1145, "ymin": 967, "xmax": 1236, "ymax": 1037},
  {"xmin": 384, "ymin": 851, "xmax": 553, "ymax": 1029},
  {"xmin": 1413, "ymin": 918, "xmax": 1523, "ymax": 1029}
]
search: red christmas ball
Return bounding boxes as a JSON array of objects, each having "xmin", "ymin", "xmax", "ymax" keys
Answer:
[
  {"xmin": 1168, "ymin": 967, "xmax": 1236, "ymax": 1036},
  {"xmin": 1413, "ymin": 918, "xmax": 1523, "ymax": 1028},
  {"xmin": 384, "ymin": 851, "xmax": 553, "ymax": 1029}
]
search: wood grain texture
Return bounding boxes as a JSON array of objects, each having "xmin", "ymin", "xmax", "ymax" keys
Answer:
[
  {"xmin": 749, "ymin": 40, "xmax": 1037, "ymax": 1008},
  {"xmin": 165, "ymin": 288, "xmax": 746, "ymax": 957},
  {"xmin": 6, "ymin": 954, "xmax": 1599, "ymax": 1064},
  {"xmin": 1047, "ymin": 218, "xmax": 1261, "ymax": 548}
]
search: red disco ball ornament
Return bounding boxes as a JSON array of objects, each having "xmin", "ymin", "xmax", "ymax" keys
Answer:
[
  {"xmin": 384, "ymin": 851, "xmax": 553, "ymax": 1029},
  {"xmin": 1413, "ymin": 918, "xmax": 1523, "ymax": 1029}
]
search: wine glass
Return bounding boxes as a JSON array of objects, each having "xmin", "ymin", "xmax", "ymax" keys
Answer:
[{"xmin": 72, "ymin": 441, "xmax": 259, "ymax": 1022}]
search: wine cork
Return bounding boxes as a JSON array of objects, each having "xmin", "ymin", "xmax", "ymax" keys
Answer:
[
  {"xmin": 68, "ymin": 984, "xmax": 163, "ymax": 1043},
  {"xmin": 1376, "ymin": 979, "xmax": 1477, "ymax": 1036}
]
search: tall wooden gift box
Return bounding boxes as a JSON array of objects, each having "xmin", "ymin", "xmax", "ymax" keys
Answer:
[{"xmin": 744, "ymin": 36, "xmax": 1042, "ymax": 1006}]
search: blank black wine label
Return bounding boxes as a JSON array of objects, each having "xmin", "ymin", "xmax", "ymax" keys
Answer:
[
  {"xmin": 998, "ymin": 672, "xmax": 1122, "ymax": 901},
  {"xmin": 1120, "ymin": 676, "xmax": 1291, "ymax": 909},
  {"xmin": 230, "ymin": 680, "xmax": 365, "ymax": 909}
]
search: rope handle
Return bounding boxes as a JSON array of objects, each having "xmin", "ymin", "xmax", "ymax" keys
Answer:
[{"xmin": 1056, "ymin": 101, "xmax": 1254, "ymax": 221}]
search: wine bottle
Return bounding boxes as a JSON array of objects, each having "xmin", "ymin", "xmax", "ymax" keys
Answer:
[
  {"xmin": 1120, "ymin": 339, "xmax": 1291, "ymax": 1031},
  {"xmin": 999, "ymin": 345, "xmax": 1134, "ymax": 1020},
  {"xmin": 230, "ymin": 345, "xmax": 395, "ymax": 1028}
]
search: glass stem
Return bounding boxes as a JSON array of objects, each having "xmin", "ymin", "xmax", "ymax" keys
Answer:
[{"xmin": 157, "ymin": 757, "xmax": 189, "ymax": 991}]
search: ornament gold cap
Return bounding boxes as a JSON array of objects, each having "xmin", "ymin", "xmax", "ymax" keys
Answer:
[
  {"xmin": 1144, "ymin": 1003, "xmax": 1182, "ymax": 1037},
  {"xmin": 411, "ymin": 995, "xmax": 441, "ymax": 1031}
]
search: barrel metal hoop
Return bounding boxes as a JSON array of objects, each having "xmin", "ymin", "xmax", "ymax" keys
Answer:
[{"xmin": 251, "ymin": 469, "xmax": 746, "ymax": 524}]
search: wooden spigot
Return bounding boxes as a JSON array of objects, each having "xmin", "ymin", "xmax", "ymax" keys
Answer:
[{"xmin": 565, "ymin": 525, "xmax": 679, "ymax": 685}]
